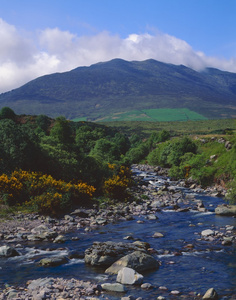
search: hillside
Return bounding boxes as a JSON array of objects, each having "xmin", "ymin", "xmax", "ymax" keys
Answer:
[{"xmin": 0, "ymin": 59, "xmax": 236, "ymax": 120}]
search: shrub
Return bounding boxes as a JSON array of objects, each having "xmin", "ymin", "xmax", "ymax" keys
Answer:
[
  {"xmin": 103, "ymin": 166, "xmax": 132, "ymax": 200},
  {"xmin": 0, "ymin": 170, "xmax": 96, "ymax": 215}
]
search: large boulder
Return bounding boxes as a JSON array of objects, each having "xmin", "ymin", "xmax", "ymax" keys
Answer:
[
  {"xmin": 84, "ymin": 241, "xmax": 147, "ymax": 267},
  {"xmin": 215, "ymin": 205, "xmax": 236, "ymax": 216},
  {"xmin": 105, "ymin": 250, "xmax": 160, "ymax": 274},
  {"xmin": 0, "ymin": 245, "xmax": 20, "ymax": 257}
]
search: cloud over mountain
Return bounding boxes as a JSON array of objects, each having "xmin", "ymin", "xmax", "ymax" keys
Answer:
[{"xmin": 0, "ymin": 18, "xmax": 236, "ymax": 94}]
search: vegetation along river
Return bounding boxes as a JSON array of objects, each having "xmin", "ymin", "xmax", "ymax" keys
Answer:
[{"xmin": 0, "ymin": 166, "xmax": 235, "ymax": 299}]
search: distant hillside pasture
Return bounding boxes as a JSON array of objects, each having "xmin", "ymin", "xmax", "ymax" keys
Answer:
[
  {"xmin": 93, "ymin": 108, "xmax": 207, "ymax": 122},
  {"xmin": 100, "ymin": 118, "xmax": 236, "ymax": 138}
]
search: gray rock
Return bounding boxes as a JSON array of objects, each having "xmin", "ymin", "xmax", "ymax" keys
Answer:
[
  {"xmin": 201, "ymin": 229, "xmax": 215, "ymax": 237},
  {"xmin": 6, "ymin": 289, "xmax": 18, "ymax": 299},
  {"xmin": 202, "ymin": 288, "xmax": 218, "ymax": 299},
  {"xmin": 0, "ymin": 245, "xmax": 20, "ymax": 257},
  {"xmin": 39, "ymin": 256, "xmax": 69, "ymax": 267},
  {"xmin": 84, "ymin": 241, "xmax": 147, "ymax": 267},
  {"xmin": 101, "ymin": 283, "xmax": 126, "ymax": 293},
  {"xmin": 215, "ymin": 205, "xmax": 236, "ymax": 216},
  {"xmin": 141, "ymin": 283, "xmax": 153, "ymax": 289},
  {"xmin": 117, "ymin": 267, "xmax": 143, "ymax": 285},
  {"xmin": 146, "ymin": 214, "xmax": 158, "ymax": 220},
  {"xmin": 53, "ymin": 235, "xmax": 66, "ymax": 243},
  {"xmin": 105, "ymin": 250, "xmax": 160, "ymax": 274},
  {"xmin": 152, "ymin": 232, "xmax": 164, "ymax": 238},
  {"xmin": 28, "ymin": 225, "xmax": 57, "ymax": 241}
]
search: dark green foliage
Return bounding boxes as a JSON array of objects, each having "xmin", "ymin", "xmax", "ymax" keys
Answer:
[
  {"xmin": 0, "ymin": 119, "xmax": 41, "ymax": 173},
  {"xmin": 0, "ymin": 107, "xmax": 16, "ymax": 120},
  {"xmin": 124, "ymin": 142, "xmax": 149, "ymax": 164},
  {"xmin": 50, "ymin": 116, "xmax": 74, "ymax": 145},
  {"xmin": 35, "ymin": 114, "xmax": 51, "ymax": 133},
  {"xmin": 167, "ymin": 137, "xmax": 198, "ymax": 166}
]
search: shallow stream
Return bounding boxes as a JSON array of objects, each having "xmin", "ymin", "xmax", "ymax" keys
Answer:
[{"xmin": 0, "ymin": 168, "xmax": 235, "ymax": 299}]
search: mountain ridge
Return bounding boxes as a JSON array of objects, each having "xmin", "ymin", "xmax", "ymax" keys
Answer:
[{"xmin": 0, "ymin": 58, "xmax": 236, "ymax": 120}]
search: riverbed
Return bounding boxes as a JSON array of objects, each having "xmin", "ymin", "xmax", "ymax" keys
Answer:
[{"xmin": 0, "ymin": 166, "xmax": 235, "ymax": 299}]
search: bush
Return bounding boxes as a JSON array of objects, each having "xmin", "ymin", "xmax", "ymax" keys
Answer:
[
  {"xmin": 0, "ymin": 170, "xmax": 96, "ymax": 215},
  {"xmin": 103, "ymin": 166, "xmax": 132, "ymax": 200}
]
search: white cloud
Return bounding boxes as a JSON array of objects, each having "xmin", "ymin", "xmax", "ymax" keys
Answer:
[{"xmin": 0, "ymin": 18, "xmax": 236, "ymax": 93}]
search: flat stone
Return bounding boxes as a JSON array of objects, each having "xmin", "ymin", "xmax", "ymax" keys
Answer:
[{"xmin": 101, "ymin": 283, "xmax": 126, "ymax": 293}]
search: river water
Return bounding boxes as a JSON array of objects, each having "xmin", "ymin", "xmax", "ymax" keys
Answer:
[{"xmin": 0, "ymin": 167, "xmax": 235, "ymax": 299}]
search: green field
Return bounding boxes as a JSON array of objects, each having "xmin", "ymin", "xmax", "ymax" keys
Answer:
[
  {"xmin": 94, "ymin": 108, "xmax": 207, "ymax": 122},
  {"xmin": 72, "ymin": 117, "xmax": 87, "ymax": 122},
  {"xmin": 100, "ymin": 119, "xmax": 236, "ymax": 138}
]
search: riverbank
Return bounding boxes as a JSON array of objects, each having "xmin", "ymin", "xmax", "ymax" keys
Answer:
[{"xmin": 0, "ymin": 164, "xmax": 235, "ymax": 299}]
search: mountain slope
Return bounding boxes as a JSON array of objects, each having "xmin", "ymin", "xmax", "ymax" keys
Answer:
[{"xmin": 0, "ymin": 59, "xmax": 236, "ymax": 120}]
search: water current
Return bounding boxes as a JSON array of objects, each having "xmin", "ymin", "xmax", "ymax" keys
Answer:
[{"xmin": 0, "ymin": 167, "xmax": 235, "ymax": 299}]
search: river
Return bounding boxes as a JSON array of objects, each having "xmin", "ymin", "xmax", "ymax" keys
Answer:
[{"xmin": 0, "ymin": 166, "xmax": 235, "ymax": 299}]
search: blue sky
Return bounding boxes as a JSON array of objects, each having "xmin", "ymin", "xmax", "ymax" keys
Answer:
[{"xmin": 0, "ymin": 0, "xmax": 236, "ymax": 93}]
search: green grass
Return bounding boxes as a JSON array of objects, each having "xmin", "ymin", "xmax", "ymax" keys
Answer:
[
  {"xmin": 99, "ymin": 118, "xmax": 236, "ymax": 138},
  {"xmin": 72, "ymin": 117, "xmax": 87, "ymax": 122},
  {"xmin": 94, "ymin": 108, "xmax": 207, "ymax": 122}
]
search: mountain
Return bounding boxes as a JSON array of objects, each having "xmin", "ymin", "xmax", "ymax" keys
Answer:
[{"xmin": 0, "ymin": 58, "xmax": 236, "ymax": 121}]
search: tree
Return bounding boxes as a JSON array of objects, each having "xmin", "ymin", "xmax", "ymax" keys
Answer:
[
  {"xmin": 0, "ymin": 107, "xmax": 16, "ymax": 120},
  {"xmin": 167, "ymin": 137, "xmax": 198, "ymax": 166},
  {"xmin": 50, "ymin": 116, "xmax": 74, "ymax": 145},
  {"xmin": 0, "ymin": 119, "xmax": 41, "ymax": 173}
]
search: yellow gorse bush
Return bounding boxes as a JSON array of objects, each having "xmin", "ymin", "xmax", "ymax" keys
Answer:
[
  {"xmin": 0, "ymin": 169, "xmax": 95, "ymax": 215},
  {"xmin": 103, "ymin": 165, "xmax": 132, "ymax": 200}
]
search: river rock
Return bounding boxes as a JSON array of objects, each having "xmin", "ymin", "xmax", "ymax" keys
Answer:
[
  {"xmin": 39, "ymin": 256, "xmax": 69, "ymax": 267},
  {"xmin": 101, "ymin": 283, "xmax": 126, "ymax": 293},
  {"xmin": 202, "ymin": 288, "xmax": 218, "ymax": 299},
  {"xmin": 0, "ymin": 245, "xmax": 20, "ymax": 257},
  {"xmin": 105, "ymin": 250, "xmax": 160, "ymax": 274},
  {"xmin": 28, "ymin": 225, "xmax": 57, "ymax": 241},
  {"xmin": 152, "ymin": 232, "xmax": 164, "ymax": 238},
  {"xmin": 201, "ymin": 229, "xmax": 215, "ymax": 237},
  {"xmin": 117, "ymin": 267, "xmax": 143, "ymax": 285},
  {"xmin": 53, "ymin": 235, "xmax": 66, "ymax": 243},
  {"xmin": 215, "ymin": 205, "xmax": 236, "ymax": 216},
  {"xmin": 141, "ymin": 282, "xmax": 153, "ymax": 289},
  {"xmin": 84, "ymin": 241, "xmax": 147, "ymax": 267}
]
